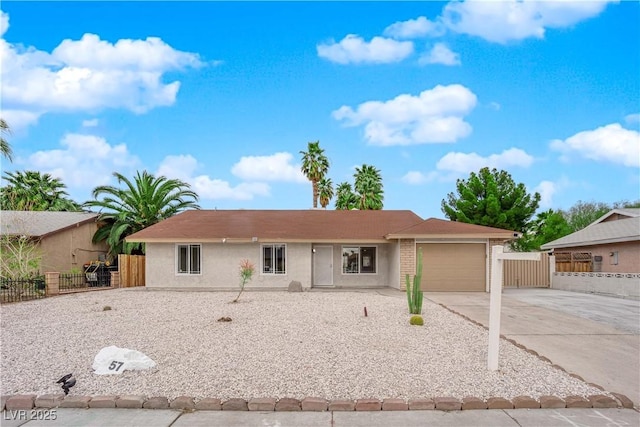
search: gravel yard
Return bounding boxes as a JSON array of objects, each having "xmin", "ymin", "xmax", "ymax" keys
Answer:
[{"xmin": 1, "ymin": 289, "xmax": 605, "ymax": 400}]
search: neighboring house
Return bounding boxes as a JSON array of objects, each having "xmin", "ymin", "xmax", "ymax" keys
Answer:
[
  {"xmin": 0, "ymin": 210, "xmax": 109, "ymax": 274},
  {"xmin": 541, "ymin": 208, "xmax": 640, "ymax": 273},
  {"xmin": 126, "ymin": 210, "xmax": 518, "ymax": 292}
]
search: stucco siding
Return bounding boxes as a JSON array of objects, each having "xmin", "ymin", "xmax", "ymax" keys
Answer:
[
  {"xmin": 145, "ymin": 242, "xmax": 312, "ymax": 289},
  {"xmin": 39, "ymin": 222, "xmax": 108, "ymax": 273},
  {"xmin": 555, "ymin": 242, "xmax": 640, "ymax": 273},
  {"xmin": 388, "ymin": 240, "xmax": 401, "ymax": 289}
]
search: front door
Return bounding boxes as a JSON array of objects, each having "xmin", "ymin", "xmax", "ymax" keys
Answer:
[{"xmin": 313, "ymin": 246, "xmax": 333, "ymax": 287}]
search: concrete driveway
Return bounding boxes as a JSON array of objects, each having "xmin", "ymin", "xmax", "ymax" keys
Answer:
[{"xmin": 425, "ymin": 288, "xmax": 640, "ymax": 408}]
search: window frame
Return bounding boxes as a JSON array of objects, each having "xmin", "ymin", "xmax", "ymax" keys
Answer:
[
  {"xmin": 176, "ymin": 243, "xmax": 202, "ymax": 275},
  {"xmin": 341, "ymin": 245, "xmax": 378, "ymax": 275},
  {"xmin": 261, "ymin": 243, "xmax": 287, "ymax": 275}
]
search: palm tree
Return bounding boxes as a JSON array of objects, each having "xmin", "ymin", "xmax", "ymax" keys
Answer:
[
  {"xmin": 84, "ymin": 171, "xmax": 200, "ymax": 255},
  {"xmin": 317, "ymin": 177, "xmax": 334, "ymax": 209},
  {"xmin": 300, "ymin": 141, "xmax": 330, "ymax": 208},
  {"xmin": 335, "ymin": 182, "xmax": 358, "ymax": 210},
  {"xmin": 1, "ymin": 118, "xmax": 13, "ymax": 162},
  {"xmin": 0, "ymin": 170, "xmax": 81, "ymax": 211},
  {"xmin": 354, "ymin": 164, "xmax": 384, "ymax": 210}
]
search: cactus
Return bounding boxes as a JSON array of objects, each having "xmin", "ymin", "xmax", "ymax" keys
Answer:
[
  {"xmin": 409, "ymin": 315, "xmax": 424, "ymax": 326},
  {"xmin": 406, "ymin": 247, "xmax": 424, "ymax": 315}
]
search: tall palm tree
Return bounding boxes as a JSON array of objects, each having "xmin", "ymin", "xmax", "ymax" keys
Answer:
[
  {"xmin": 335, "ymin": 182, "xmax": 358, "ymax": 210},
  {"xmin": 317, "ymin": 177, "xmax": 334, "ymax": 209},
  {"xmin": 300, "ymin": 141, "xmax": 329, "ymax": 209},
  {"xmin": 354, "ymin": 164, "xmax": 384, "ymax": 210},
  {"xmin": 1, "ymin": 118, "xmax": 13, "ymax": 162},
  {"xmin": 84, "ymin": 171, "xmax": 200, "ymax": 255},
  {"xmin": 0, "ymin": 170, "xmax": 81, "ymax": 211}
]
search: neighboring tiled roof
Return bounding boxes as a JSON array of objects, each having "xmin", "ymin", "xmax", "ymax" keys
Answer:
[
  {"xmin": 385, "ymin": 217, "xmax": 518, "ymax": 239},
  {"xmin": 126, "ymin": 209, "xmax": 425, "ymax": 242},
  {"xmin": 541, "ymin": 216, "xmax": 640, "ymax": 250},
  {"xmin": 0, "ymin": 210, "xmax": 100, "ymax": 238}
]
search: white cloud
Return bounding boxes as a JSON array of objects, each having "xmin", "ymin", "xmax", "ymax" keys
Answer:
[
  {"xmin": 1, "ymin": 14, "xmax": 205, "ymax": 127},
  {"xmin": 26, "ymin": 133, "xmax": 140, "ymax": 189},
  {"xmin": 534, "ymin": 180, "xmax": 558, "ymax": 209},
  {"xmin": 624, "ymin": 113, "xmax": 640, "ymax": 125},
  {"xmin": 435, "ymin": 148, "xmax": 535, "ymax": 174},
  {"xmin": 0, "ymin": 10, "xmax": 8, "ymax": 38},
  {"xmin": 156, "ymin": 154, "xmax": 271, "ymax": 201},
  {"xmin": 550, "ymin": 123, "xmax": 640, "ymax": 167},
  {"xmin": 231, "ymin": 152, "xmax": 307, "ymax": 183},
  {"xmin": 1, "ymin": 109, "xmax": 41, "ymax": 132},
  {"xmin": 82, "ymin": 118, "xmax": 98, "ymax": 127},
  {"xmin": 317, "ymin": 34, "xmax": 413, "ymax": 64},
  {"xmin": 488, "ymin": 101, "xmax": 501, "ymax": 111},
  {"xmin": 402, "ymin": 171, "xmax": 428, "ymax": 185},
  {"xmin": 383, "ymin": 16, "xmax": 445, "ymax": 39},
  {"xmin": 534, "ymin": 177, "xmax": 572, "ymax": 209},
  {"xmin": 441, "ymin": 0, "xmax": 615, "ymax": 44},
  {"xmin": 418, "ymin": 43, "xmax": 460, "ymax": 66},
  {"xmin": 332, "ymin": 84, "xmax": 477, "ymax": 145}
]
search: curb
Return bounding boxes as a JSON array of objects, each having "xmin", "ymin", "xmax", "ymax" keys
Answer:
[{"xmin": 1, "ymin": 393, "xmax": 634, "ymax": 412}]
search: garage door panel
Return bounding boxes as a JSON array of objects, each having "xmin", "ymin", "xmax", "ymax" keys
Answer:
[{"xmin": 418, "ymin": 243, "xmax": 486, "ymax": 291}]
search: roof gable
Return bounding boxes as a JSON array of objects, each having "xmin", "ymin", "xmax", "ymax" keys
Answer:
[
  {"xmin": 592, "ymin": 208, "xmax": 640, "ymax": 225},
  {"xmin": 126, "ymin": 209, "xmax": 424, "ymax": 243},
  {"xmin": 0, "ymin": 210, "xmax": 100, "ymax": 238}
]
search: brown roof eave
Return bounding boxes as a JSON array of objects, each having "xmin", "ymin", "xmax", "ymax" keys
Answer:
[
  {"xmin": 126, "ymin": 237, "xmax": 390, "ymax": 244},
  {"xmin": 385, "ymin": 233, "xmax": 517, "ymax": 240}
]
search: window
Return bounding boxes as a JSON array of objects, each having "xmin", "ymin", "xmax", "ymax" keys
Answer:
[
  {"xmin": 262, "ymin": 244, "xmax": 286, "ymax": 274},
  {"xmin": 342, "ymin": 246, "xmax": 377, "ymax": 274},
  {"xmin": 177, "ymin": 244, "xmax": 201, "ymax": 274}
]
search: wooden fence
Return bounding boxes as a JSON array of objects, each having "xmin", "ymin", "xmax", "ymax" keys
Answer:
[
  {"xmin": 503, "ymin": 252, "xmax": 550, "ymax": 288},
  {"xmin": 554, "ymin": 252, "xmax": 592, "ymax": 272},
  {"xmin": 118, "ymin": 254, "xmax": 145, "ymax": 287}
]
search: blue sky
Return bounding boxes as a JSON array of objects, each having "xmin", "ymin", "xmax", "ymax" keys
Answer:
[{"xmin": 1, "ymin": 0, "xmax": 638, "ymax": 220}]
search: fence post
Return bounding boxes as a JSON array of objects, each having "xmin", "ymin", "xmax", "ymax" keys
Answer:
[
  {"xmin": 110, "ymin": 271, "xmax": 120, "ymax": 289},
  {"xmin": 45, "ymin": 272, "xmax": 60, "ymax": 296},
  {"xmin": 549, "ymin": 255, "xmax": 556, "ymax": 288}
]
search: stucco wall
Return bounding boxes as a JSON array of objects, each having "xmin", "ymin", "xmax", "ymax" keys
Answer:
[
  {"xmin": 551, "ymin": 272, "xmax": 640, "ymax": 300},
  {"xmin": 40, "ymin": 222, "xmax": 108, "ymax": 273},
  {"xmin": 145, "ymin": 242, "xmax": 312, "ymax": 289},
  {"xmin": 388, "ymin": 240, "xmax": 401, "ymax": 289},
  {"xmin": 557, "ymin": 242, "xmax": 640, "ymax": 273},
  {"xmin": 145, "ymin": 241, "xmax": 394, "ymax": 289}
]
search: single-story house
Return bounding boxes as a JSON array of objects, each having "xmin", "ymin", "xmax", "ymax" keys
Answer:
[
  {"xmin": 126, "ymin": 210, "xmax": 519, "ymax": 292},
  {"xmin": 541, "ymin": 208, "xmax": 640, "ymax": 273},
  {"xmin": 0, "ymin": 210, "xmax": 109, "ymax": 274}
]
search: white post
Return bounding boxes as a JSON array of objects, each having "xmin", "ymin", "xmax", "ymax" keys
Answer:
[
  {"xmin": 549, "ymin": 255, "xmax": 556, "ymax": 288},
  {"xmin": 488, "ymin": 245, "xmax": 503, "ymax": 371}
]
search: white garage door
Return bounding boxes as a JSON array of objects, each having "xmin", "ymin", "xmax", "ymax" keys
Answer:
[{"xmin": 417, "ymin": 243, "xmax": 486, "ymax": 292}]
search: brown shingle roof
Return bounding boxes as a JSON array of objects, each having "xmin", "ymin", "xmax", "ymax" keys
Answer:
[
  {"xmin": 385, "ymin": 217, "xmax": 518, "ymax": 239},
  {"xmin": 126, "ymin": 210, "xmax": 424, "ymax": 243}
]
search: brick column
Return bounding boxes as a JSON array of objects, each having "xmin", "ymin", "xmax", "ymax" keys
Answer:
[
  {"xmin": 45, "ymin": 272, "xmax": 59, "ymax": 296},
  {"xmin": 110, "ymin": 271, "xmax": 120, "ymax": 289},
  {"xmin": 399, "ymin": 239, "xmax": 416, "ymax": 290}
]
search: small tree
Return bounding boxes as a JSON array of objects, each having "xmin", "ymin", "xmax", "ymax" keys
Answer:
[
  {"xmin": 232, "ymin": 259, "xmax": 255, "ymax": 303},
  {"xmin": 0, "ymin": 235, "xmax": 42, "ymax": 279}
]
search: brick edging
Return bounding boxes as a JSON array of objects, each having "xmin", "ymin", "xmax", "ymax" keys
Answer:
[{"xmin": 1, "ymin": 393, "xmax": 634, "ymax": 412}]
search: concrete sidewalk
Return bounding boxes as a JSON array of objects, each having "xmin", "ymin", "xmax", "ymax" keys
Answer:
[
  {"xmin": 425, "ymin": 288, "xmax": 640, "ymax": 408},
  {"xmin": 2, "ymin": 407, "xmax": 639, "ymax": 427}
]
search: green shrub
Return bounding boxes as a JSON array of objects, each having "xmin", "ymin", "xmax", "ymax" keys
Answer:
[{"xmin": 409, "ymin": 315, "xmax": 424, "ymax": 326}]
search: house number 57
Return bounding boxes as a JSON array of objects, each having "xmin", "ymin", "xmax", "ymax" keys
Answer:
[{"xmin": 108, "ymin": 361, "xmax": 124, "ymax": 371}]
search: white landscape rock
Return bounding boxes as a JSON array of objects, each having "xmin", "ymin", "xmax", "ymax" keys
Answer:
[{"xmin": 92, "ymin": 345, "xmax": 156, "ymax": 375}]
